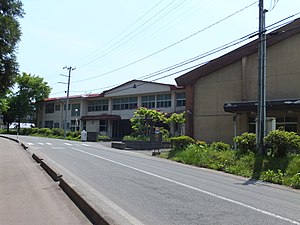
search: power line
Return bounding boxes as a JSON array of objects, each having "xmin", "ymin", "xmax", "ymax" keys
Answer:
[
  {"xmin": 75, "ymin": 1, "xmax": 188, "ymax": 70},
  {"xmin": 75, "ymin": 0, "xmax": 207, "ymax": 75},
  {"xmin": 72, "ymin": 1, "xmax": 257, "ymax": 84},
  {"xmin": 72, "ymin": 0, "xmax": 166, "ymax": 68},
  {"xmin": 41, "ymin": 1, "xmax": 167, "ymax": 84},
  {"xmin": 69, "ymin": 16, "xmax": 300, "ymax": 96}
]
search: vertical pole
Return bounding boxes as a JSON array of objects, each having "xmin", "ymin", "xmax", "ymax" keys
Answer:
[
  {"xmin": 257, "ymin": 0, "xmax": 267, "ymax": 154},
  {"xmin": 233, "ymin": 113, "xmax": 237, "ymax": 150},
  {"xmin": 63, "ymin": 66, "xmax": 75, "ymax": 139}
]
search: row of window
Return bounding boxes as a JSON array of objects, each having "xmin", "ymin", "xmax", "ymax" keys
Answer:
[
  {"xmin": 45, "ymin": 103, "xmax": 81, "ymax": 116},
  {"xmin": 45, "ymin": 119, "xmax": 106, "ymax": 132},
  {"xmin": 45, "ymin": 93, "xmax": 186, "ymax": 114},
  {"xmin": 88, "ymin": 99, "xmax": 109, "ymax": 112},
  {"xmin": 88, "ymin": 93, "xmax": 186, "ymax": 112},
  {"xmin": 248, "ymin": 116, "xmax": 298, "ymax": 133}
]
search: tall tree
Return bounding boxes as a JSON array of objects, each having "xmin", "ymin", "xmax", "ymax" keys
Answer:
[
  {"xmin": 0, "ymin": 0, "xmax": 24, "ymax": 96},
  {"xmin": 4, "ymin": 73, "xmax": 51, "ymax": 132}
]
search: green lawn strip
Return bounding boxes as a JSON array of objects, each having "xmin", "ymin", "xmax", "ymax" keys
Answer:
[{"xmin": 162, "ymin": 144, "xmax": 300, "ymax": 189}]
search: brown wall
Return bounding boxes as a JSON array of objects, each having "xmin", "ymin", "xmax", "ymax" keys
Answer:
[{"xmin": 192, "ymin": 33, "xmax": 300, "ymax": 143}]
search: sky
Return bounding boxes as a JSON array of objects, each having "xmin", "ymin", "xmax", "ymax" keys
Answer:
[{"xmin": 17, "ymin": 0, "xmax": 300, "ymax": 98}]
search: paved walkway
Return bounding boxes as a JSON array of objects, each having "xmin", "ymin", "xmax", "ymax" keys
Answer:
[{"xmin": 0, "ymin": 137, "xmax": 91, "ymax": 225}]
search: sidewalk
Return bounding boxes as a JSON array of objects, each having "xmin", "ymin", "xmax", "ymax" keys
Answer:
[{"xmin": 0, "ymin": 137, "xmax": 91, "ymax": 225}]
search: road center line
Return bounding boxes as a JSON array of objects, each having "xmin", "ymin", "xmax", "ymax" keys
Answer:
[{"xmin": 71, "ymin": 147, "xmax": 299, "ymax": 225}]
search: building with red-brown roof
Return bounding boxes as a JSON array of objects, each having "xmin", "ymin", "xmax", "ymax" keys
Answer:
[
  {"xmin": 37, "ymin": 80, "xmax": 185, "ymax": 140},
  {"xmin": 176, "ymin": 18, "xmax": 300, "ymax": 143}
]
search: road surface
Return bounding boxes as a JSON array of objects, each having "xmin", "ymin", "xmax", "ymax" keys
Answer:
[
  {"xmin": 7, "ymin": 135, "xmax": 300, "ymax": 225},
  {"xmin": 0, "ymin": 136, "xmax": 91, "ymax": 225}
]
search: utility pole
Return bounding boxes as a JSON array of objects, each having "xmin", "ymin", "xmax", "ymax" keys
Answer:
[
  {"xmin": 63, "ymin": 66, "xmax": 76, "ymax": 139},
  {"xmin": 257, "ymin": 0, "xmax": 267, "ymax": 154}
]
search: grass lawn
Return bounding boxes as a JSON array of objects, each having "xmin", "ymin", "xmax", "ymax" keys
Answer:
[{"xmin": 160, "ymin": 144, "xmax": 300, "ymax": 189}]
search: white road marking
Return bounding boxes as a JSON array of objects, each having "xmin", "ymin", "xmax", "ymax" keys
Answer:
[
  {"xmin": 81, "ymin": 143, "xmax": 90, "ymax": 147},
  {"xmin": 63, "ymin": 143, "xmax": 72, "ymax": 146},
  {"xmin": 71, "ymin": 147, "xmax": 300, "ymax": 225},
  {"xmin": 38, "ymin": 142, "xmax": 44, "ymax": 145},
  {"xmin": 27, "ymin": 142, "xmax": 34, "ymax": 146},
  {"xmin": 41, "ymin": 152, "xmax": 145, "ymax": 225},
  {"xmin": 46, "ymin": 143, "xmax": 52, "ymax": 145},
  {"xmin": 51, "ymin": 147, "xmax": 65, "ymax": 150}
]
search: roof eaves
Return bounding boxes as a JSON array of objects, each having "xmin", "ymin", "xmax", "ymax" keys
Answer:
[{"xmin": 175, "ymin": 18, "xmax": 300, "ymax": 86}]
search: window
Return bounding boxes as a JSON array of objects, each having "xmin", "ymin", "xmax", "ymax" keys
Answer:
[
  {"xmin": 45, "ymin": 121, "xmax": 53, "ymax": 128},
  {"xmin": 71, "ymin": 119, "xmax": 80, "ymax": 131},
  {"xmin": 71, "ymin": 104, "xmax": 80, "ymax": 116},
  {"xmin": 55, "ymin": 105, "xmax": 60, "ymax": 111},
  {"xmin": 45, "ymin": 103, "xmax": 54, "ymax": 113},
  {"xmin": 99, "ymin": 120, "xmax": 107, "ymax": 132},
  {"xmin": 142, "ymin": 95, "xmax": 155, "ymax": 108},
  {"xmin": 113, "ymin": 97, "xmax": 137, "ymax": 110},
  {"xmin": 88, "ymin": 99, "xmax": 108, "ymax": 112},
  {"xmin": 54, "ymin": 122, "xmax": 59, "ymax": 128},
  {"xmin": 63, "ymin": 104, "xmax": 71, "ymax": 110},
  {"xmin": 248, "ymin": 116, "xmax": 298, "ymax": 133},
  {"xmin": 276, "ymin": 116, "xmax": 297, "ymax": 132},
  {"xmin": 82, "ymin": 121, "xmax": 86, "ymax": 131},
  {"xmin": 176, "ymin": 93, "xmax": 186, "ymax": 107},
  {"xmin": 157, "ymin": 94, "xmax": 171, "ymax": 108},
  {"xmin": 248, "ymin": 117, "xmax": 256, "ymax": 133}
]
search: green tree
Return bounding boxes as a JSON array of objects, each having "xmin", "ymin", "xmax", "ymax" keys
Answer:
[
  {"xmin": 0, "ymin": 0, "xmax": 24, "ymax": 95},
  {"xmin": 2, "ymin": 95, "xmax": 18, "ymax": 131},
  {"xmin": 166, "ymin": 112, "xmax": 185, "ymax": 136},
  {"xmin": 4, "ymin": 73, "xmax": 51, "ymax": 132},
  {"xmin": 130, "ymin": 107, "xmax": 167, "ymax": 137}
]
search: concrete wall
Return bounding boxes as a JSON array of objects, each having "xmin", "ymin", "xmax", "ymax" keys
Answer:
[{"xmin": 193, "ymin": 33, "xmax": 300, "ymax": 143}]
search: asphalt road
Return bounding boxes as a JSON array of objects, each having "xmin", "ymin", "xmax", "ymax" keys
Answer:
[
  {"xmin": 0, "ymin": 137, "xmax": 91, "ymax": 225},
  {"xmin": 9, "ymin": 135, "xmax": 300, "ymax": 225}
]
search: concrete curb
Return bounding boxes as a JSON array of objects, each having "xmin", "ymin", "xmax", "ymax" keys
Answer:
[
  {"xmin": 59, "ymin": 178, "xmax": 110, "ymax": 225},
  {"xmin": 0, "ymin": 135, "xmax": 20, "ymax": 143},
  {"xmin": 32, "ymin": 153, "xmax": 43, "ymax": 164},
  {"xmin": 0, "ymin": 135, "xmax": 111, "ymax": 225},
  {"xmin": 40, "ymin": 161, "xmax": 62, "ymax": 182}
]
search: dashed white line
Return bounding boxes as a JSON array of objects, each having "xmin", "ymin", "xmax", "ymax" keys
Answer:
[
  {"xmin": 27, "ymin": 142, "xmax": 34, "ymax": 146},
  {"xmin": 38, "ymin": 142, "xmax": 44, "ymax": 145},
  {"xmin": 63, "ymin": 143, "xmax": 72, "ymax": 146},
  {"xmin": 71, "ymin": 147, "xmax": 300, "ymax": 225},
  {"xmin": 51, "ymin": 147, "xmax": 65, "ymax": 150},
  {"xmin": 81, "ymin": 143, "xmax": 90, "ymax": 147},
  {"xmin": 46, "ymin": 143, "xmax": 52, "ymax": 146}
]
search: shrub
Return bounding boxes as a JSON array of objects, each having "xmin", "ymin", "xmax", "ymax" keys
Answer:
[
  {"xmin": 20, "ymin": 128, "xmax": 32, "ymax": 135},
  {"xmin": 51, "ymin": 128, "xmax": 64, "ymax": 137},
  {"xmin": 210, "ymin": 141, "xmax": 231, "ymax": 151},
  {"xmin": 288, "ymin": 173, "xmax": 300, "ymax": 189},
  {"xmin": 98, "ymin": 135, "xmax": 111, "ymax": 141},
  {"xmin": 195, "ymin": 140, "xmax": 207, "ymax": 148},
  {"xmin": 37, "ymin": 128, "xmax": 52, "ymax": 136},
  {"xmin": 260, "ymin": 169, "xmax": 285, "ymax": 184},
  {"xmin": 122, "ymin": 135, "xmax": 149, "ymax": 141},
  {"xmin": 31, "ymin": 128, "xmax": 39, "ymax": 134},
  {"xmin": 170, "ymin": 136, "xmax": 195, "ymax": 149},
  {"xmin": 67, "ymin": 131, "xmax": 81, "ymax": 139},
  {"xmin": 233, "ymin": 132, "xmax": 256, "ymax": 154},
  {"xmin": 173, "ymin": 144, "xmax": 211, "ymax": 166},
  {"xmin": 264, "ymin": 130, "xmax": 300, "ymax": 157},
  {"xmin": 285, "ymin": 155, "xmax": 300, "ymax": 176}
]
